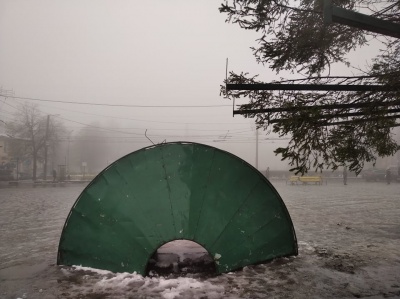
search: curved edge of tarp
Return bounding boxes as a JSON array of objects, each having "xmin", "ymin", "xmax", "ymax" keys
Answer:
[{"xmin": 57, "ymin": 141, "xmax": 298, "ymax": 274}]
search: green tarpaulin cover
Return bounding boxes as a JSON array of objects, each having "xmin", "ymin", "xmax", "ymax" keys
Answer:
[{"xmin": 57, "ymin": 142, "xmax": 297, "ymax": 275}]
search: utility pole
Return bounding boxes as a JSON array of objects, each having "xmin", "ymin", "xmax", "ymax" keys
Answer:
[
  {"xmin": 255, "ymin": 128, "xmax": 259, "ymax": 170},
  {"xmin": 43, "ymin": 115, "xmax": 50, "ymax": 180},
  {"xmin": 67, "ymin": 130, "xmax": 73, "ymax": 175},
  {"xmin": 0, "ymin": 88, "xmax": 14, "ymax": 125}
]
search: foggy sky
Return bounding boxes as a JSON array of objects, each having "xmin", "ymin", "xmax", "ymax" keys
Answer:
[{"xmin": 0, "ymin": 1, "xmax": 377, "ymax": 170}]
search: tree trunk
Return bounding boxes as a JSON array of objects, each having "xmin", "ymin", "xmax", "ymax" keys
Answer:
[
  {"xmin": 32, "ymin": 155, "xmax": 37, "ymax": 181},
  {"xmin": 32, "ymin": 148, "xmax": 37, "ymax": 181}
]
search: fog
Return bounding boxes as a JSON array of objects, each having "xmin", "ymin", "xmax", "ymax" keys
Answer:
[{"xmin": 0, "ymin": 1, "xmax": 383, "ymax": 174}]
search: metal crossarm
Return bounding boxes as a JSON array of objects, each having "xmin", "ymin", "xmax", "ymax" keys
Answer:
[
  {"xmin": 226, "ymin": 83, "xmax": 398, "ymax": 92},
  {"xmin": 323, "ymin": 0, "xmax": 400, "ymax": 39}
]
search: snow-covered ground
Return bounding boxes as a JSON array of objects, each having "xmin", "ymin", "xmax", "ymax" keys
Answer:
[{"xmin": 0, "ymin": 181, "xmax": 399, "ymax": 298}]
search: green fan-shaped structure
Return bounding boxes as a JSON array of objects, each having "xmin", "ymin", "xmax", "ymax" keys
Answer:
[{"xmin": 57, "ymin": 142, "xmax": 297, "ymax": 275}]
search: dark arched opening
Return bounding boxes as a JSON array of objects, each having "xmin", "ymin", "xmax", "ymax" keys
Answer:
[{"xmin": 146, "ymin": 240, "xmax": 216, "ymax": 276}]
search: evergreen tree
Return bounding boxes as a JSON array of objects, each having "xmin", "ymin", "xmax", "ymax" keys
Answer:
[{"xmin": 220, "ymin": 0, "xmax": 400, "ymax": 174}]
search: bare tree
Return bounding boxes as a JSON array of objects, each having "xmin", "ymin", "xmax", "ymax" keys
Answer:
[{"xmin": 7, "ymin": 103, "xmax": 64, "ymax": 180}]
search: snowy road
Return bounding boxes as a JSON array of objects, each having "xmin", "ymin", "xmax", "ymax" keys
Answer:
[{"xmin": 0, "ymin": 181, "xmax": 399, "ymax": 298}]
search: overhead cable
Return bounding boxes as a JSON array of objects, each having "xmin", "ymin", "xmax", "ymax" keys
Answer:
[{"xmin": 0, "ymin": 95, "xmax": 231, "ymax": 108}]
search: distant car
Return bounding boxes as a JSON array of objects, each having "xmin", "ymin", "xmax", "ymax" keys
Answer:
[
  {"xmin": 18, "ymin": 172, "xmax": 32, "ymax": 180},
  {"xmin": 0, "ymin": 169, "xmax": 13, "ymax": 181},
  {"xmin": 387, "ymin": 165, "xmax": 400, "ymax": 182},
  {"xmin": 363, "ymin": 166, "xmax": 399, "ymax": 182},
  {"xmin": 363, "ymin": 168, "xmax": 386, "ymax": 182}
]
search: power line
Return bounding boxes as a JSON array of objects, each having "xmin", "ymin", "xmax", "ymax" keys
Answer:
[
  {"xmin": 0, "ymin": 110, "xmax": 15, "ymax": 117},
  {"xmin": 2, "ymin": 100, "xmax": 258, "ymax": 138},
  {"xmin": 4, "ymin": 99, "xmax": 287, "ymax": 142},
  {"xmin": 2, "ymin": 100, "xmax": 23, "ymax": 113},
  {"xmin": 3, "ymin": 97, "xmax": 263, "ymax": 139},
  {"xmin": 56, "ymin": 116, "xmax": 144, "ymax": 136},
  {"xmin": 0, "ymin": 94, "xmax": 231, "ymax": 108},
  {"xmin": 59, "ymin": 125, "xmax": 253, "ymax": 133},
  {"xmin": 56, "ymin": 138, "xmax": 287, "ymax": 144},
  {"xmin": 7, "ymin": 95, "xmax": 249, "ymax": 126}
]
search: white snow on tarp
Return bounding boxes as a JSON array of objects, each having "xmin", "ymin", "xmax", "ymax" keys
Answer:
[
  {"xmin": 69, "ymin": 266, "xmax": 225, "ymax": 299},
  {"xmin": 214, "ymin": 253, "xmax": 222, "ymax": 265}
]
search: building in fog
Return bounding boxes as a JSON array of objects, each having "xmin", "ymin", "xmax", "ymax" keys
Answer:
[{"xmin": 0, "ymin": 133, "xmax": 36, "ymax": 180}]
